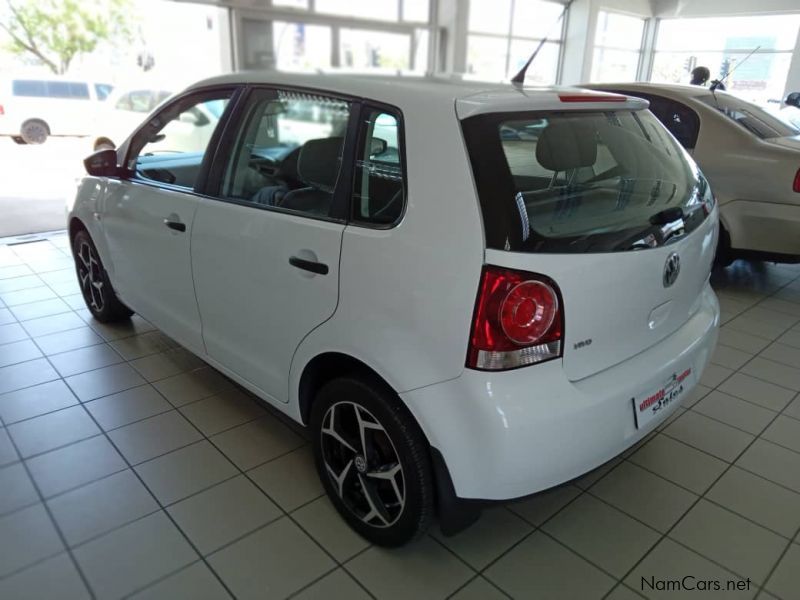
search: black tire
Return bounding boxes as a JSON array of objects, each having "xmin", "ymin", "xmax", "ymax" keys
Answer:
[
  {"xmin": 11, "ymin": 136, "xmax": 26, "ymax": 145},
  {"xmin": 20, "ymin": 119, "xmax": 49, "ymax": 145},
  {"xmin": 310, "ymin": 376, "xmax": 434, "ymax": 547},
  {"xmin": 714, "ymin": 224, "xmax": 734, "ymax": 268},
  {"xmin": 72, "ymin": 229, "xmax": 134, "ymax": 323}
]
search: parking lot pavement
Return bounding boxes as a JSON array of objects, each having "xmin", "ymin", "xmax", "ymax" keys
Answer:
[{"xmin": 0, "ymin": 137, "xmax": 89, "ymax": 237}]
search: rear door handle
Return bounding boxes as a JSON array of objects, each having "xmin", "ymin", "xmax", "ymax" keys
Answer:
[
  {"xmin": 289, "ymin": 256, "xmax": 328, "ymax": 275},
  {"xmin": 164, "ymin": 219, "xmax": 186, "ymax": 232}
]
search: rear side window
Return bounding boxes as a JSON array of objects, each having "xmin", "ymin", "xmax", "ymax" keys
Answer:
[
  {"xmin": 12, "ymin": 80, "xmax": 47, "ymax": 97},
  {"xmin": 638, "ymin": 94, "xmax": 699, "ymax": 149},
  {"xmin": 352, "ymin": 109, "xmax": 405, "ymax": 226},
  {"xmin": 461, "ymin": 110, "xmax": 713, "ymax": 253}
]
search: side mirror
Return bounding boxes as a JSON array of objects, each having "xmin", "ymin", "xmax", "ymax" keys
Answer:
[
  {"xmin": 84, "ymin": 149, "xmax": 120, "ymax": 177},
  {"xmin": 786, "ymin": 92, "xmax": 800, "ymax": 109},
  {"xmin": 369, "ymin": 137, "xmax": 388, "ymax": 156},
  {"xmin": 179, "ymin": 108, "xmax": 210, "ymax": 127}
]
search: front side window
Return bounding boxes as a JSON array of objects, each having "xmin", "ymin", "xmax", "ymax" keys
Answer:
[
  {"xmin": 461, "ymin": 109, "xmax": 713, "ymax": 253},
  {"xmin": 221, "ymin": 90, "xmax": 351, "ymax": 218},
  {"xmin": 352, "ymin": 109, "xmax": 405, "ymax": 225},
  {"xmin": 127, "ymin": 91, "xmax": 232, "ymax": 190},
  {"xmin": 95, "ymin": 83, "xmax": 113, "ymax": 101}
]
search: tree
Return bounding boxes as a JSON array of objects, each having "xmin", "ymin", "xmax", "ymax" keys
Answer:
[{"xmin": 0, "ymin": 0, "xmax": 133, "ymax": 75}]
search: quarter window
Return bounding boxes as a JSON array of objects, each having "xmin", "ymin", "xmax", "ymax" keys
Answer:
[
  {"xmin": 128, "ymin": 91, "xmax": 232, "ymax": 190},
  {"xmin": 352, "ymin": 108, "xmax": 405, "ymax": 225},
  {"xmin": 221, "ymin": 90, "xmax": 351, "ymax": 218}
]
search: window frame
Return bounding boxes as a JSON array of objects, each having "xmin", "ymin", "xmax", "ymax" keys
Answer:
[
  {"xmin": 203, "ymin": 84, "xmax": 362, "ymax": 224},
  {"xmin": 465, "ymin": 0, "xmax": 568, "ymax": 84},
  {"xmin": 120, "ymin": 85, "xmax": 243, "ymax": 195},
  {"xmin": 589, "ymin": 10, "xmax": 647, "ymax": 83},
  {"xmin": 349, "ymin": 101, "xmax": 408, "ymax": 229}
]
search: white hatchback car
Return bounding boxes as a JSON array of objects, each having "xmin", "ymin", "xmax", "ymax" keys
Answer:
[
  {"xmin": 71, "ymin": 73, "xmax": 720, "ymax": 546},
  {"xmin": 584, "ymin": 82, "xmax": 800, "ymax": 265}
]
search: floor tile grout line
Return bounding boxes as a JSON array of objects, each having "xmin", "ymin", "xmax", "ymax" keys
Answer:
[
  {"xmin": 754, "ymin": 522, "xmax": 800, "ymax": 600},
  {"xmin": 443, "ymin": 574, "xmax": 501, "ymax": 600},
  {"xmin": 118, "ymin": 559, "xmax": 235, "ymax": 600},
  {"xmin": 285, "ymin": 564, "xmax": 373, "ymax": 600},
  {"xmin": 0, "ymin": 411, "xmax": 98, "ymax": 599},
  {"xmin": 475, "ymin": 457, "xmax": 631, "ymax": 587},
  {"xmin": 22, "ymin": 344, "xmax": 240, "ymax": 600},
  {"xmin": 685, "ymin": 401, "xmax": 778, "ymax": 437},
  {"xmin": 596, "ymin": 454, "xmax": 800, "ymax": 543},
  {"xmin": 3, "ymin": 404, "xmax": 313, "ymax": 510},
  {"xmin": 64, "ymin": 336, "xmax": 382, "ymax": 600},
  {"xmin": 599, "ymin": 367, "xmax": 800, "ymax": 599},
  {"xmin": 703, "ymin": 381, "xmax": 800, "ymax": 416},
  {"xmin": 6, "ymin": 250, "xmax": 799, "ymax": 597}
]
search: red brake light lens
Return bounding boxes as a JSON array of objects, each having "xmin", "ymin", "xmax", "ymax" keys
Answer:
[
  {"xmin": 558, "ymin": 93, "xmax": 627, "ymax": 103},
  {"xmin": 793, "ymin": 168, "xmax": 800, "ymax": 193},
  {"xmin": 0, "ymin": 104, "xmax": 4, "ymax": 116},
  {"xmin": 467, "ymin": 266, "xmax": 563, "ymax": 371}
]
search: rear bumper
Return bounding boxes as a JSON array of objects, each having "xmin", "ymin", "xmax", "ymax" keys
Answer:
[
  {"xmin": 402, "ymin": 284, "xmax": 719, "ymax": 501},
  {"xmin": 722, "ymin": 200, "xmax": 800, "ymax": 257}
]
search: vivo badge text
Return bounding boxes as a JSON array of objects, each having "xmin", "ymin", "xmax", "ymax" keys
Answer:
[{"xmin": 633, "ymin": 368, "xmax": 692, "ymax": 429}]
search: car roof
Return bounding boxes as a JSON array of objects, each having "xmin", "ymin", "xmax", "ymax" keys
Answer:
[
  {"xmin": 582, "ymin": 81, "xmax": 715, "ymax": 99},
  {"xmin": 186, "ymin": 71, "xmax": 648, "ymax": 117}
]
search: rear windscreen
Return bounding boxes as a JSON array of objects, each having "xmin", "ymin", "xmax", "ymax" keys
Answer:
[{"xmin": 461, "ymin": 109, "xmax": 714, "ymax": 253}]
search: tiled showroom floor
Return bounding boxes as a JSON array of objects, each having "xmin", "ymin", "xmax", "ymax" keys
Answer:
[{"xmin": 0, "ymin": 233, "xmax": 799, "ymax": 600}]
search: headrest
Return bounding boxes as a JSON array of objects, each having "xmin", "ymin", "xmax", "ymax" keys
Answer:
[
  {"xmin": 297, "ymin": 137, "xmax": 344, "ymax": 192},
  {"xmin": 536, "ymin": 121, "xmax": 597, "ymax": 172}
]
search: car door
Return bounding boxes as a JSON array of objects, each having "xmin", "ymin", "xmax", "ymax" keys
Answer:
[
  {"xmin": 100, "ymin": 87, "xmax": 237, "ymax": 352},
  {"xmin": 190, "ymin": 87, "xmax": 355, "ymax": 403}
]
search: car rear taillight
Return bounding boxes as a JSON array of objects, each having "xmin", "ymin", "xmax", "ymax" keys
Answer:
[
  {"xmin": 466, "ymin": 266, "xmax": 563, "ymax": 371},
  {"xmin": 0, "ymin": 104, "xmax": 4, "ymax": 116},
  {"xmin": 794, "ymin": 168, "xmax": 800, "ymax": 193}
]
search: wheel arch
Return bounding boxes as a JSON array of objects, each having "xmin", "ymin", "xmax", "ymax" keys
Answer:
[
  {"xmin": 296, "ymin": 350, "xmax": 481, "ymax": 535},
  {"xmin": 68, "ymin": 216, "xmax": 87, "ymax": 243},
  {"xmin": 297, "ymin": 352, "xmax": 399, "ymax": 427}
]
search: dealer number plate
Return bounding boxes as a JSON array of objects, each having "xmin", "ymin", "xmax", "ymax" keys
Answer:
[{"xmin": 633, "ymin": 368, "xmax": 692, "ymax": 429}]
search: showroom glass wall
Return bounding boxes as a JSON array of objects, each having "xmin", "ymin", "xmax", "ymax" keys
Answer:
[
  {"xmin": 237, "ymin": 0, "xmax": 432, "ymax": 73},
  {"xmin": 590, "ymin": 10, "xmax": 646, "ymax": 82},
  {"xmin": 466, "ymin": 0, "xmax": 566, "ymax": 84},
  {"xmin": 650, "ymin": 14, "xmax": 800, "ymax": 105}
]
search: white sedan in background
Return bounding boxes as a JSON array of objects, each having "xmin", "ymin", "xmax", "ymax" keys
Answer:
[
  {"xmin": 90, "ymin": 87, "xmax": 223, "ymax": 154},
  {"xmin": 585, "ymin": 82, "xmax": 800, "ymax": 265}
]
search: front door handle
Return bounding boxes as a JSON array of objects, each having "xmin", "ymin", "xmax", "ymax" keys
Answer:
[
  {"xmin": 289, "ymin": 256, "xmax": 328, "ymax": 275},
  {"xmin": 164, "ymin": 219, "xmax": 186, "ymax": 232}
]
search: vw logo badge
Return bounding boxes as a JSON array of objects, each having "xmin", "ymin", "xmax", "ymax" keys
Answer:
[
  {"xmin": 354, "ymin": 455, "xmax": 367, "ymax": 473},
  {"xmin": 663, "ymin": 252, "xmax": 680, "ymax": 288}
]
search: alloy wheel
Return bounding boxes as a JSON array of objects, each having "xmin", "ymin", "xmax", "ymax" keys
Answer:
[
  {"xmin": 320, "ymin": 401, "xmax": 405, "ymax": 528},
  {"xmin": 76, "ymin": 241, "xmax": 105, "ymax": 313}
]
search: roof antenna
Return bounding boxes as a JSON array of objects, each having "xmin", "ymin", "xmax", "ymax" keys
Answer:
[
  {"xmin": 512, "ymin": 0, "xmax": 573, "ymax": 87},
  {"xmin": 710, "ymin": 45, "xmax": 760, "ymax": 93}
]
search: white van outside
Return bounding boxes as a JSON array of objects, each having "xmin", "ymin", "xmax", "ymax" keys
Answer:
[{"xmin": 0, "ymin": 76, "xmax": 113, "ymax": 144}]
